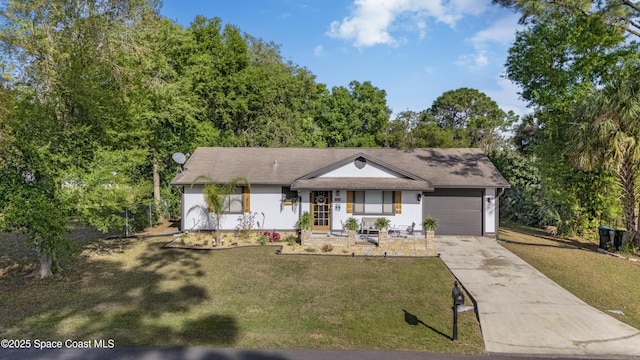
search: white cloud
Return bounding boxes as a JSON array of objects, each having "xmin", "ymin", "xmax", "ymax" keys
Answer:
[
  {"xmin": 416, "ymin": 19, "xmax": 427, "ymax": 39},
  {"xmin": 455, "ymin": 50, "xmax": 489, "ymax": 70},
  {"xmin": 327, "ymin": 0, "xmax": 492, "ymax": 48},
  {"xmin": 314, "ymin": 45, "xmax": 325, "ymax": 57},
  {"xmin": 469, "ymin": 13, "xmax": 521, "ymax": 48},
  {"xmin": 456, "ymin": 13, "xmax": 521, "ymax": 72}
]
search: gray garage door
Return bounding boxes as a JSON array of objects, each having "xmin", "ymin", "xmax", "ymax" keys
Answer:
[{"xmin": 423, "ymin": 189, "xmax": 483, "ymax": 236}]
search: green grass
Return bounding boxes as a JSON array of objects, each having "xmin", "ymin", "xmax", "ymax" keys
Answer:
[
  {"xmin": 0, "ymin": 233, "xmax": 484, "ymax": 353},
  {"xmin": 499, "ymin": 222, "xmax": 640, "ymax": 330}
]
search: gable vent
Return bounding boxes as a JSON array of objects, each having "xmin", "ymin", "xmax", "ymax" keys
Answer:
[{"xmin": 354, "ymin": 156, "xmax": 366, "ymax": 169}]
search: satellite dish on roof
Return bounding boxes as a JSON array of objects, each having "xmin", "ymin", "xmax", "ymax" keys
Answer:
[{"xmin": 172, "ymin": 152, "xmax": 187, "ymax": 165}]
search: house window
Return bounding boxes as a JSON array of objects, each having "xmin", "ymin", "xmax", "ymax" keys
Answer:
[
  {"xmin": 282, "ymin": 186, "xmax": 298, "ymax": 204},
  {"xmin": 353, "ymin": 191, "xmax": 394, "ymax": 215},
  {"xmin": 224, "ymin": 187, "xmax": 244, "ymax": 214}
]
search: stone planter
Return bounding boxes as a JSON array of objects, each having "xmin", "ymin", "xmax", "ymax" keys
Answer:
[
  {"xmin": 425, "ymin": 230, "xmax": 435, "ymax": 249},
  {"xmin": 347, "ymin": 230, "xmax": 357, "ymax": 245},
  {"xmin": 300, "ymin": 229, "xmax": 311, "ymax": 246},
  {"xmin": 378, "ymin": 230, "xmax": 388, "ymax": 247}
]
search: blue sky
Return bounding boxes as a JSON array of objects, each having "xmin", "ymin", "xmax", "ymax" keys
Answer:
[{"xmin": 159, "ymin": 0, "xmax": 529, "ymax": 118}]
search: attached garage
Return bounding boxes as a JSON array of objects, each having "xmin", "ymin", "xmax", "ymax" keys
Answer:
[{"xmin": 423, "ymin": 188, "xmax": 484, "ymax": 236}]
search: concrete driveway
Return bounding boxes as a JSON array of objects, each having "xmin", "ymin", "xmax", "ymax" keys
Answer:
[{"xmin": 436, "ymin": 236, "xmax": 640, "ymax": 357}]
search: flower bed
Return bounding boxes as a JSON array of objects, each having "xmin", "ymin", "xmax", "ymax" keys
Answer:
[{"xmin": 164, "ymin": 231, "xmax": 436, "ymax": 257}]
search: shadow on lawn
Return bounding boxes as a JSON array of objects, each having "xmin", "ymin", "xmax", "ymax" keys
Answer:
[
  {"xmin": 0, "ymin": 239, "xmax": 239, "ymax": 347},
  {"xmin": 402, "ymin": 309, "xmax": 451, "ymax": 341},
  {"xmin": 500, "ymin": 226, "xmax": 600, "ymax": 252}
]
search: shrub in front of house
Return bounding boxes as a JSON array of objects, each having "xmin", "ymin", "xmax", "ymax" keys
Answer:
[
  {"xmin": 257, "ymin": 233, "xmax": 268, "ymax": 245},
  {"xmin": 284, "ymin": 234, "xmax": 298, "ymax": 246},
  {"xmin": 297, "ymin": 212, "xmax": 312, "ymax": 231},
  {"xmin": 236, "ymin": 212, "xmax": 259, "ymax": 240},
  {"xmin": 264, "ymin": 230, "xmax": 281, "ymax": 243}
]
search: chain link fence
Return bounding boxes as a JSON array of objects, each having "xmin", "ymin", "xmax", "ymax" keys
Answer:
[{"xmin": 122, "ymin": 198, "xmax": 180, "ymax": 236}]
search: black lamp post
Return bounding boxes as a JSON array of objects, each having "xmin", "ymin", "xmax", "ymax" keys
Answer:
[{"xmin": 452, "ymin": 280, "xmax": 465, "ymax": 341}]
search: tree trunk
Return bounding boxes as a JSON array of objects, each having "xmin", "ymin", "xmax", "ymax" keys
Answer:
[
  {"xmin": 29, "ymin": 242, "xmax": 54, "ymax": 279},
  {"xmin": 153, "ymin": 157, "xmax": 165, "ymax": 223},
  {"xmin": 37, "ymin": 253, "xmax": 54, "ymax": 279},
  {"xmin": 214, "ymin": 214, "xmax": 222, "ymax": 245},
  {"xmin": 153, "ymin": 158, "xmax": 161, "ymax": 202}
]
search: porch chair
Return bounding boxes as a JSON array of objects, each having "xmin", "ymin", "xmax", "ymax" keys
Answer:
[
  {"xmin": 340, "ymin": 219, "xmax": 347, "ymax": 237},
  {"xmin": 398, "ymin": 222, "xmax": 416, "ymax": 238}
]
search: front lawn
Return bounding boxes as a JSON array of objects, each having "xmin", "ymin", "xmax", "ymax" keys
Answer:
[
  {"xmin": 499, "ymin": 222, "xmax": 640, "ymax": 330},
  {"xmin": 0, "ymin": 229, "xmax": 484, "ymax": 354}
]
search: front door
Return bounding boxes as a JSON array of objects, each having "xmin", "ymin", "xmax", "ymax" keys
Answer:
[{"xmin": 312, "ymin": 191, "xmax": 331, "ymax": 231}]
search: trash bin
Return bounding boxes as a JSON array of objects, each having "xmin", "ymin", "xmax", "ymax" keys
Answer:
[
  {"xmin": 598, "ymin": 226, "xmax": 613, "ymax": 249},
  {"xmin": 613, "ymin": 229, "xmax": 625, "ymax": 250}
]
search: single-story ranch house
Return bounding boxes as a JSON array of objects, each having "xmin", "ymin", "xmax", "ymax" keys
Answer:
[{"xmin": 171, "ymin": 147, "xmax": 510, "ymax": 237}]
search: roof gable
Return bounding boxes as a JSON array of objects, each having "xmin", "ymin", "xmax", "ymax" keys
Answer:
[{"xmin": 297, "ymin": 152, "xmax": 423, "ymax": 181}]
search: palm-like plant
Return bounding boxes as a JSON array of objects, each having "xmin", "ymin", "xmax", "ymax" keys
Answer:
[
  {"xmin": 297, "ymin": 211, "xmax": 312, "ymax": 231},
  {"xmin": 375, "ymin": 217, "xmax": 391, "ymax": 231},
  {"xmin": 567, "ymin": 74, "xmax": 640, "ymax": 246},
  {"xmin": 193, "ymin": 176, "xmax": 249, "ymax": 244},
  {"xmin": 423, "ymin": 216, "xmax": 437, "ymax": 231},
  {"xmin": 345, "ymin": 217, "xmax": 360, "ymax": 231}
]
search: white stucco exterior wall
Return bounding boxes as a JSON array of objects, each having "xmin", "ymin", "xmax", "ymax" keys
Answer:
[
  {"xmin": 299, "ymin": 190, "xmax": 311, "ymax": 215},
  {"xmin": 182, "ymin": 185, "xmax": 212, "ymax": 231},
  {"xmin": 182, "ymin": 184, "xmax": 300, "ymax": 231},
  {"xmin": 484, "ymin": 188, "xmax": 496, "ymax": 234},
  {"xmin": 249, "ymin": 185, "xmax": 300, "ymax": 230}
]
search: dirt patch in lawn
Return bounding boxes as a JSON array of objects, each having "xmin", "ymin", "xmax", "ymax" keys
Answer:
[{"xmin": 0, "ymin": 222, "xmax": 126, "ymax": 278}]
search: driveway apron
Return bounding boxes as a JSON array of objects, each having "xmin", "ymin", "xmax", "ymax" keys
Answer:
[{"xmin": 436, "ymin": 236, "xmax": 640, "ymax": 357}]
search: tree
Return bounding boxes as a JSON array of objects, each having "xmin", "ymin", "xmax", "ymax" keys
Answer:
[
  {"xmin": 419, "ymin": 88, "xmax": 515, "ymax": 152},
  {"xmin": 66, "ymin": 148, "xmax": 152, "ymax": 233},
  {"xmin": 489, "ymin": 147, "xmax": 545, "ymax": 227},
  {"xmin": 503, "ymin": 7, "xmax": 635, "ymax": 236},
  {"xmin": 182, "ymin": 18, "xmax": 325, "ymax": 148},
  {"xmin": 317, "ymin": 80, "xmax": 391, "ymax": 147},
  {"xmin": 410, "ymin": 112, "xmax": 456, "ymax": 148},
  {"xmin": 384, "ymin": 110, "xmax": 419, "ymax": 148},
  {"xmin": 512, "ymin": 113, "xmax": 539, "ymax": 155},
  {"xmin": 493, "ymin": 0, "xmax": 640, "ymax": 39},
  {"xmin": 2, "ymin": 181, "xmax": 75, "ymax": 278},
  {"xmin": 127, "ymin": 17, "xmax": 200, "ymax": 220},
  {"xmin": 0, "ymin": 0, "xmax": 163, "ymax": 276},
  {"xmin": 567, "ymin": 73, "xmax": 640, "ymax": 245},
  {"xmin": 195, "ymin": 177, "xmax": 249, "ymax": 245},
  {"xmin": 233, "ymin": 52, "xmax": 325, "ymax": 147},
  {"xmin": 0, "ymin": 115, "xmax": 76, "ymax": 278}
]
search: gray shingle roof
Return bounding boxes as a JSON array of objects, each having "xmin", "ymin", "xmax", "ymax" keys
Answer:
[{"xmin": 170, "ymin": 147, "xmax": 510, "ymax": 189}]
